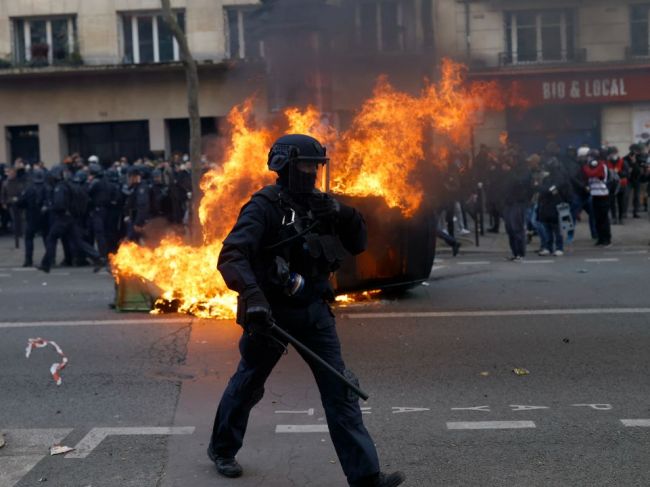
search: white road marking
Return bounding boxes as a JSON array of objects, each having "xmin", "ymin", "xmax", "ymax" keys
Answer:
[
  {"xmin": 430, "ymin": 265, "xmax": 447, "ymax": 271},
  {"xmin": 0, "ymin": 274, "xmax": 10, "ymax": 277},
  {"xmin": 392, "ymin": 407, "xmax": 430, "ymax": 414},
  {"xmin": 65, "ymin": 426, "xmax": 195, "ymax": 459},
  {"xmin": 447, "ymin": 421, "xmax": 536, "ymax": 430},
  {"xmin": 0, "ymin": 317, "xmax": 193, "ymax": 329},
  {"xmin": 275, "ymin": 409, "xmax": 315, "ymax": 416},
  {"xmin": 344, "ymin": 308, "xmax": 650, "ymax": 319},
  {"xmin": 510, "ymin": 405, "xmax": 549, "ymax": 412},
  {"xmin": 585, "ymin": 258, "xmax": 619, "ymax": 263},
  {"xmin": 9, "ymin": 268, "xmax": 36, "ymax": 272},
  {"xmin": 571, "ymin": 404, "xmax": 612, "ymax": 410},
  {"xmin": 451, "ymin": 406, "xmax": 491, "ymax": 412},
  {"xmin": 620, "ymin": 250, "xmax": 647, "ymax": 254},
  {"xmin": 621, "ymin": 419, "xmax": 650, "ymax": 427},
  {"xmin": 457, "ymin": 261, "xmax": 491, "ymax": 265},
  {"xmin": 361, "ymin": 407, "xmax": 372, "ymax": 415},
  {"xmin": 275, "ymin": 425, "xmax": 329, "ymax": 433},
  {"xmin": 50, "ymin": 272, "xmax": 70, "ymax": 276},
  {"xmin": 0, "ymin": 428, "xmax": 72, "ymax": 487},
  {"xmin": 522, "ymin": 260, "xmax": 554, "ymax": 264}
]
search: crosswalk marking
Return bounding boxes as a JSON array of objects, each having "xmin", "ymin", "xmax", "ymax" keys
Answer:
[
  {"xmin": 585, "ymin": 258, "xmax": 619, "ymax": 263},
  {"xmin": 446, "ymin": 421, "xmax": 536, "ymax": 430},
  {"xmin": 620, "ymin": 419, "xmax": 650, "ymax": 427},
  {"xmin": 0, "ymin": 428, "xmax": 72, "ymax": 487},
  {"xmin": 65, "ymin": 426, "xmax": 195, "ymax": 459}
]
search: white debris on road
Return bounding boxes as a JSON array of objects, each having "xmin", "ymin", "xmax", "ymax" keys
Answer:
[{"xmin": 25, "ymin": 338, "xmax": 69, "ymax": 386}]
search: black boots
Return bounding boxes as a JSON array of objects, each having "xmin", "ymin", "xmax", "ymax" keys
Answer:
[
  {"xmin": 207, "ymin": 447, "xmax": 243, "ymax": 478},
  {"xmin": 351, "ymin": 471, "xmax": 406, "ymax": 487}
]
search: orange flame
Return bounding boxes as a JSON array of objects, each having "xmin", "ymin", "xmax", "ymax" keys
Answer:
[{"xmin": 110, "ymin": 59, "xmax": 522, "ymax": 318}]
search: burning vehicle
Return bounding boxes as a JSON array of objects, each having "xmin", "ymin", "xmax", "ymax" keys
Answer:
[{"xmin": 110, "ymin": 58, "xmax": 522, "ymax": 318}]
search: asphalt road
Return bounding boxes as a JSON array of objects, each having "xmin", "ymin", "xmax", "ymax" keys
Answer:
[{"xmin": 1, "ymin": 237, "xmax": 649, "ymax": 487}]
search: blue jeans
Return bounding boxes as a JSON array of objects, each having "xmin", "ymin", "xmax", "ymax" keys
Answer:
[{"xmin": 542, "ymin": 222, "xmax": 563, "ymax": 252}]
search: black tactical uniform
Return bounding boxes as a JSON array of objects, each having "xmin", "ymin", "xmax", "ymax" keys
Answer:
[
  {"xmin": 39, "ymin": 166, "xmax": 100, "ymax": 273},
  {"xmin": 87, "ymin": 164, "xmax": 111, "ymax": 260},
  {"xmin": 17, "ymin": 170, "xmax": 48, "ymax": 266},
  {"xmin": 123, "ymin": 166, "xmax": 151, "ymax": 242},
  {"xmin": 208, "ymin": 134, "xmax": 404, "ymax": 487}
]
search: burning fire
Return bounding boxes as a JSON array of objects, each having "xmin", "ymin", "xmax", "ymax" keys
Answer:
[{"xmin": 110, "ymin": 59, "xmax": 523, "ymax": 318}]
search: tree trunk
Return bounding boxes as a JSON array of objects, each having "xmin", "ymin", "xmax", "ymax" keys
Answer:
[{"xmin": 160, "ymin": 0, "xmax": 202, "ymax": 244}]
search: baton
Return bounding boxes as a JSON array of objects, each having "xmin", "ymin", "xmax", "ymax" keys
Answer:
[{"xmin": 269, "ymin": 322, "xmax": 370, "ymax": 401}]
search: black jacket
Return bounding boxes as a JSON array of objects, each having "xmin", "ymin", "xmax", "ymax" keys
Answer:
[{"xmin": 217, "ymin": 185, "xmax": 366, "ymax": 305}]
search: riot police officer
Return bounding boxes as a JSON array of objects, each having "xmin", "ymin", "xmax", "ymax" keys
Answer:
[
  {"xmin": 208, "ymin": 134, "xmax": 405, "ymax": 487},
  {"xmin": 17, "ymin": 169, "xmax": 48, "ymax": 267},
  {"xmin": 123, "ymin": 166, "xmax": 150, "ymax": 242},
  {"xmin": 38, "ymin": 165, "xmax": 101, "ymax": 273},
  {"xmin": 88, "ymin": 163, "xmax": 111, "ymax": 262}
]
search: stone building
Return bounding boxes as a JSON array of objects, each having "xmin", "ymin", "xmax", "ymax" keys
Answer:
[
  {"xmin": 435, "ymin": 0, "xmax": 650, "ymax": 153},
  {"xmin": 0, "ymin": 0, "xmax": 436, "ymax": 165}
]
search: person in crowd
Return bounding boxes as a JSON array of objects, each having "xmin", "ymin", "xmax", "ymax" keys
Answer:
[
  {"xmin": 606, "ymin": 147, "xmax": 629, "ymax": 224},
  {"xmin": 486, "ymin": 151, "xmax": 504, "ymax": 233},
  {"xmin": 87, "ymin": 162, "xmax": 111, "ymax": 263},
  {"xmin": 582, "ymin": 149, "xmax": 611, "ymax": 247},
  {"xmin": 17, "ymin": 169, "xmax": 48, "ymax": 266},
  {"xmin": 123, "ymin": 166, "xmax": 151, "ymax": 243},
  {"xmin": 38, "ymin": 165, "xmax": 101, "ymax": 273},
  {"xmin": 537, "ymin": 156, "xmax": 571, "ymax": 256},
  {"xmin": 1, "ymin": 163, "xmax": 28, "ymax": 248},
  {"xmin": 501, "ymin": 150, "xmax": 532, "ymax": 261},
  {"xmin": 625, "ymin": 144, "xmax": 644, "ymax": 219},
  {"xmin": 526, "ymin": 154, "xmax": 547, "ymax": 251}
]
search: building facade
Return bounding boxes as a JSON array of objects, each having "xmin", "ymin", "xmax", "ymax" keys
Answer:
[
  {"xmin": 435, "ymin": 0, "xmax": 650, "ymax": 154},
  {"xmin": 0, "ymin": 0, "xmax": 436, "ymax": 166}
]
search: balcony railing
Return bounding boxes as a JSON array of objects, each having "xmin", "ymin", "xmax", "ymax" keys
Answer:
[
  {"xmin": 498, "ymin": 48, "xmax": 587, "ymax": 67},
  {"xmin": 625, "ymin": 46, "xmax": 650, "ymax": 60}
]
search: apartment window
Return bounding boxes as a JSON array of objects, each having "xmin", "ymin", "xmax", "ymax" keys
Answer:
[
  {"xmin": 12, "ymin": 16, "xmax": 76, "ymax": 65},
  {"xmin": 356, "ymin": 1, "xmax": 405, "ymax": 51},
  {"xmin": 121, "ymin": 11, "xmax": 185, "ymax": 64},
  {"xmin": 225, "ymin": 7, "xmax": 264, "ymax": 59},
  {"xmin": 630, "ymin": 4, "xmax": 650, "ymax": 56},
  {"xmin": 505, "ymin": 10, "xmax": 574, "ymax": 64}
]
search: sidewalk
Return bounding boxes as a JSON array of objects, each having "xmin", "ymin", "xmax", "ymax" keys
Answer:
[
  {"xmin": 440, "ymin": 213, "xmax": 650, "ymax": 255},
  {"xmin": 0, "ymin": 213, "xmax": 648, "ymax": 267}
]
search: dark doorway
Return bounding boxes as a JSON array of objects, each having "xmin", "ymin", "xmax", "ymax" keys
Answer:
[
  {"xmin": 7, "ymin": 125, "xmax": 40, "ymax": 164},
  {"xmin": 167, "ymin": 117, "xmax": 220, "ymax": 155},
  {"xmin": 65, "ymin": 121, "xmax": 150, "ymax": 166},
  {"xmin": 506, "ymin": 105, "xmax": 600, "ymax": 154}
]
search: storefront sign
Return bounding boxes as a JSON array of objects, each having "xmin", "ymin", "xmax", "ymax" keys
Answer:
[
  {"xmin": 471, "ymin": 66, "xmax": 650, "ymax": 106},
  {"xmin": 542, "ymin": 78, "xmax": 628, "ymax": 101}
]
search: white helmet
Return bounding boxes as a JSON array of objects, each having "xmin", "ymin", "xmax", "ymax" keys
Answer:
[
  {"xmin": 576, "ymin": 147, "xmax": 590, "ymax": 158},
  {"xmin": 88, "ymin": 155, "xmax": 99, "ymax": 164}
]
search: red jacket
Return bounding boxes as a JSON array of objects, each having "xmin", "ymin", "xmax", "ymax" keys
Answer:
[{"xmin": 607, "ymin": 158, "xmax": 628, "ymax": 186}]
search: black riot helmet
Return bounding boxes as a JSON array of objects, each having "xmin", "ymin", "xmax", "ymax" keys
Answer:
[
  {"xmin": 49, "ymin": 164, "xmax": 66, "ymax": 182},
  {"xmin": 32, "ymin": 169, "xmax": 45, "ymax": 184},
  {"xmin": 267, "ymin": 134, "xmax": 329, "ymax": 193}
]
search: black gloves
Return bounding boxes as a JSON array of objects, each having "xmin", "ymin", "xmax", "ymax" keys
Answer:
[
  {"xmin": 240, "ymin": 287, "xmax": 272, "ymax": 335},
  {"xmin": 309, "ymin": 194, "xmax": 340, "ymax": 221}
]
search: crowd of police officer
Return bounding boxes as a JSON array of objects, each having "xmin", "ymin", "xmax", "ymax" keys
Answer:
[{"xmin": 0, "ymin": 155, "xmax": 191, "ymax": 272}]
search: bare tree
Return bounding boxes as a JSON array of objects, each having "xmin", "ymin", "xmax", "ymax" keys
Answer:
[{"xmin": 160, "ymin": 0, "xmax": 202, "ymax": 243}]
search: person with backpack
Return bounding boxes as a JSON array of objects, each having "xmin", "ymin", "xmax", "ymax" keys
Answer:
[
  {"xmin": 38, "ymin": 165, "xmax": 101, "ymax": 273},
  {"xmin": 582, "ymin": 151, "xmax": 611, "ymax": 247},
  {"xmin": 606, "ymin": 147, "xmax": 629, "ymax": 224}
]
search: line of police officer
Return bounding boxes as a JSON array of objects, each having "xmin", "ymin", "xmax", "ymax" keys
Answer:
[{"xmin": 15, "ymin": 160, "xmax": 188, "ymax": 272}]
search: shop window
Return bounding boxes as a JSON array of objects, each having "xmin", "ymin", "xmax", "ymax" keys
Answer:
[
  {"xmin": 224, "ymin": 6, "xmax": 264, "ymax": 60},
  {"xmin": 356, "ymin": 1, "xmax": 405, "ymax": 52},
  {"xmin": 504, "ymin": 10, "xmax": 575, "ymax": 65},
  {"xmin": 7, "ymin": 126, "xmax": 40, "ymax": 164},
  {"xmin": 12, "ymin": 16, "xmax": 77, "ymax": 66},
  {"xmin": 121, "ymin": 11, "xmax": 185, "ymax": 64},
  {"xmin": 630, "ymin": 4, "xmax": 650, "ymax": 57}
]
